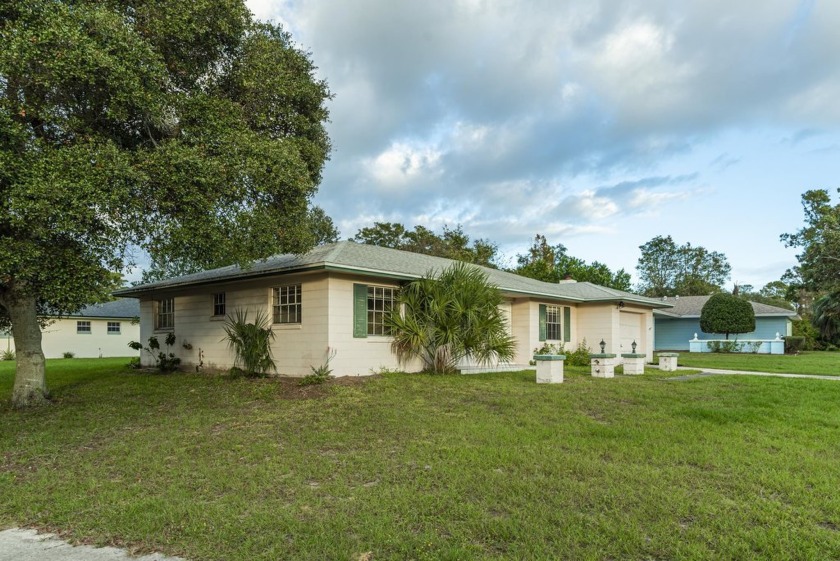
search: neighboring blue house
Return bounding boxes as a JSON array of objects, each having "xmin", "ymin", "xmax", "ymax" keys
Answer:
[{"xmin": 654, "ymin": 295, "xmax": 798, "ymax": 351}]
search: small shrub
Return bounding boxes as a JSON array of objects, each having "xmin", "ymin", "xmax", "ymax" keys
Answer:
[
  {"xmin": 126, "ymin": 357, "xmax": 141, "ymax": 369},
  {"xmin": 63, "ymin": 351, "xmax": 75, "ymax": 359},
  {"xmin": 128, "ymin": 334, "xmax": 181, "ymax": 372},
  {"xmin": 370, "ymin": 366, "xmax": 402, "ymax": 375},
  {"xmin": 745, "ymin": 341, "xmax": 763, "ymax": 354},
  {"xmin": 300, "ymin": 348, "xmax": 337, "ymax": 386},
  {"xmin": 792, "ymin": 318, "xmax": 819, "ymax": 350},
  {"xmin": 707, "ymin": 340, "xmax": 744, "ymax": 353},
  {"xmin": 1, "ymin": 349, "xmax": 15, "ymax": 361},
  {"xmin": 566, "ymin": 339, "xmax": 591, "ymax": 366},
  {"xmin": 784, "ymin": 336, "xmax": 806, "ymax": 354},
  {"xmin": 533, "ymin": 342, "xmax": 564, "ymax": 355},
  {"xmin": 226, "ymin": 366, "xmax": 246, "ymax": 378}
]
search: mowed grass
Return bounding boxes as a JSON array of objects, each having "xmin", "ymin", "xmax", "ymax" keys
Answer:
[
  {"xmin": 2, "ymin": 359, "xmax": 840, "ymax": 560},
  {"xmin": 671, "ymin": 351, "xmax": 840, "ymax": 376}
]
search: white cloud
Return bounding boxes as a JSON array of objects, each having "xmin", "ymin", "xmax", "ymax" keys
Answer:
[{"xmin": 364, "ymin": 142, "xmax": 442, "ymax": 187}]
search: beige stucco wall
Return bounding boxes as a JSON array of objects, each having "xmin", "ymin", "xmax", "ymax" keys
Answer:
[
  {"xmin": 325, "ymin": 274, "xmax": 422, "ymax": 376},
  {"xmin": 139, "ymin": 273, "xmax": 330, "ymax": 375},
  {"xmin": 576, "ymin": 303, "xmax": 654, "ymax": 359},
  {"xmin": 509, "ymin": 298, "xmax": 579, "ymax": 363},
  {"xmin": 2, "ymin": 317, "xmax": 139, "ymax": 359}
]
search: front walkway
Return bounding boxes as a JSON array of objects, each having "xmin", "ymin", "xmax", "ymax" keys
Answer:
[
  {"xmin": 663, "ymin": 366, "xmax": 840, "ymax": 382},
  {"xmin": 0, "ymin": 529, "xmax": 184, "ymax": 561}
]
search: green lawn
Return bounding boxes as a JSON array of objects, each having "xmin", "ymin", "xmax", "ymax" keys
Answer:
[
  {"xmin": 665, "ymin": 351, "xmax": 840, "ymax": 376},
  {"xmin": 2, "ymin": 358, "xmax": 840, "ymax": 560}
]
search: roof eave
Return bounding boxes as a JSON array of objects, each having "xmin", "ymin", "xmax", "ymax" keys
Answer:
[{"xmin": 113, "ymin": 263, "xmax": 330, "ymax": 297}]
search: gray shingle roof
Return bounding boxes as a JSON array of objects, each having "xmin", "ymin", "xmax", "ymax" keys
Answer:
[
  {"xmin": 652, "ymin": 294, "xmax": 797, "ymax": 318},
  {"xmin": 70, "ymin": 298, "xmax": 140, "ymax": 318},
  {"xmin": 115, "ymin": 241, "xmax": 671, "ymax": 308}
]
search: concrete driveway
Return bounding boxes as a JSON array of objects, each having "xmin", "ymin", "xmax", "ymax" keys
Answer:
[{"xmin": 0, "ymin": 529, "xmax": 184, "ymax": 561}]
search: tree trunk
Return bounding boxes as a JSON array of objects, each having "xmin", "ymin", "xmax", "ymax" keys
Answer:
[{"xmin": 7, "ymin": 292, "xmax": 48, "ymax": 407}]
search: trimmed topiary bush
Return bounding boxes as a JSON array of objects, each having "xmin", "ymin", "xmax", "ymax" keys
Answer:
[{"xmin": 700, "ymin": 293, "xmax": 755, "ymax": 340}]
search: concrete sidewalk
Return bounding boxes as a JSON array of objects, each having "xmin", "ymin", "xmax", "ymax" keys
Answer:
[
  {"xmin": 664, "ymin": 366, "xmax": 840, "ymax": 381},
  {"xmin": 0, "ymin": 529, "xmax": 184, "ymax": 561}
]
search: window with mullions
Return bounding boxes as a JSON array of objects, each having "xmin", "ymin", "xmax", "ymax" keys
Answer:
[
  {"xmin": 107, "ymin": 321, "xmax": 121, "ymax": 334},
  {"xmin": 545, "ymin": 305, "xmax": 561, "ymax": 340},
  {"xmin": 273, "ymin": 285, "xmax": 302, "ymax": 324},
  {"xmin": 155, "ymin": 298, "xmax": 174, "ymax": 330},
  {"xmin": 213, "ymin": 293, "xmax": 226, "ymax": 317},
  {"xmin": 77, "ymin": 321, "xmax": 91, "ymax": 334},
  {"xmin": 367, "ymin": 285, "xmax": 396, "ymax": 336}
]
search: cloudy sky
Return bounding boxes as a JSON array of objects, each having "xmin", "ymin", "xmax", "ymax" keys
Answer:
[{"xmin": 247, "ymin": 0, "xmax": 840, "ymax": 289}]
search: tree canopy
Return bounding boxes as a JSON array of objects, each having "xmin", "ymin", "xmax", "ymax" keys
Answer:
[
  {"xmin": 0, "ymin": 0, "xmax": 332, "ymax": 406},
  {"xmin": 636, "ymin": 235, "xmax": 731, "ymax": 297},
  {"xmin": 736, "ymin": 281, "xmax": 795, "ymax": 311},
  {"xmin": 781, "ymin": 189, "xmax": 840, "ymax": 294},
  {"xmin": 353, "ymin": 222, "xmax": 499, "ymax": 268},
  {"xmin": 700, "ymin": 293, "xmax": 756, "ymax": 339},
  {"xmin": 514, "ymin": 235, "xmax": 632, "ymax": 290}
]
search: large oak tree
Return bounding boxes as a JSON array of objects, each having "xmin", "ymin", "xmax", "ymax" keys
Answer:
[
  {"xmin": 782, "ymin": 189, "xmax": 840, "ymax": 343},
  {"xmin": 0, "ymin": 1, "xmax": 332, "ymax": 406}
]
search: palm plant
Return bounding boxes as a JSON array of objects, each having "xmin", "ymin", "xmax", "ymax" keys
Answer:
[
  {"xmin": 387, "ymin": 262, "xmax": 516, "ymax": 373},
  {"xmin": 222, "ymin": 309, "xmax": 276, "ymax": 377},
  {"xmin": 813, "ymin": 291, "xmax": 840, "ymax": 343}
]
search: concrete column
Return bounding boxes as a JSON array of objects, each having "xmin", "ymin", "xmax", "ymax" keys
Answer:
[
  {"xmin": 590, "ymin": 353, "xmax": 616, "ymax": 378},
  {"xmin": 658, "ymin": 353, "xmax": 679, "ymax": 372},
  {"xmin": 621, "ymin": 353, "xmax": 646, "ymax": 375},
  {"xmin": 534, "ymin": 354, "xmax": 565, "ymax": 383}
]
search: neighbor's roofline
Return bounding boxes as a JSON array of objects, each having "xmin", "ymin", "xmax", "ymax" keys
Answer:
[{"xmin": 654, "ymin": 311, "xmax": 798, "ymax": 318}]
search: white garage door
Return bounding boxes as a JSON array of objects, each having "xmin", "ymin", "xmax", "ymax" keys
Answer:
[{"xmin": 619, "ymin": 312, "xmax": 642, "ymax": 353}]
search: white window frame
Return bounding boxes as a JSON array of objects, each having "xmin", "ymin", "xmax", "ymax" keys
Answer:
[
  {"xmin": 273, "ymin": 284, "xmax": 302, "ymax": 324},
  {"xmin": 545, "ymin": 305, "xmax": 561, "ymax": 341},
  {"xmin": 107, "ymin": 321, "xmax": 121, "ymax": 334},
  {"xmin": 155, "ymin": 298, "xmax": 174, "ymax": 331},
  {"xmin": 77, "ymin": 320, "xmax": 92, "ymax": 334},
  {"xmin": 367, "ymin": 285, "xmax": 396, "ymax": 336}
]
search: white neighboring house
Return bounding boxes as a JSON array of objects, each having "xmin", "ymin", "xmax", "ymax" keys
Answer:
[
  {"xmin": 1, "ymin": 299, "xmax": 140, "ymax": 359},
  {"xmin": 114, "ymin": 242, "xmax": 671, "ymax": 376}
]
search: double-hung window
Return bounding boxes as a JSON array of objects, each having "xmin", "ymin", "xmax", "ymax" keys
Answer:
[
  {"xmin": 77, "ymin": 321, "xmax": 91, "ymax": 334},
  {"xmin": 155, "ymin": 298, "xmax": 174, "ymax": 330},
  {"xmin": 273, "ymin": 284, "xmax": 302, "ymax": 324},
  {"xmin": 107, "ymin": 321, "xmax": 121, "ymax": 334},
  {"xmin": 545, "ymin": 305, "xmax": 561, "ymax": 340}
]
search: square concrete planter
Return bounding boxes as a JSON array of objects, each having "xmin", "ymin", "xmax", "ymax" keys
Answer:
[
  {"xmin": 658, "ymin": 352, "xmax": 679, "ymax": 372},
  {"xmin": 534, "ymin": 354, "xmax": 565, "ymax": 383},
  {"xmin": 621, "ymin": 353, "xmax": 646, "ymax": 375},
  {"xmin": 590, "ymin": 353, "xmax": 616, "ymax": 378}
]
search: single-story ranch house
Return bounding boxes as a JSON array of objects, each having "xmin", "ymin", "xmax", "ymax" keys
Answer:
[
  {"xmin": 1, "ymin": 299, "xmax": 140, "ymax": 359},
  {"xmin": 653, "ymin": 295, "xmax": 798, "ymax": 351},
  {"xmin": 115, "ymin": 241, "xmax": 672, "ymax": 376}
]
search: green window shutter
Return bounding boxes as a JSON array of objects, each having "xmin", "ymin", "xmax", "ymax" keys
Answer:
[
  {"xmin": 353, "ymin": 283, "xmax": 368, "ymax": 338},
  {"xmin": 563, "ymin": 306, "xmax": 571, "ymax": 342},
  {"xmin": 538, "ymin": 304, "xmax": 547, "ymax": 342}
]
